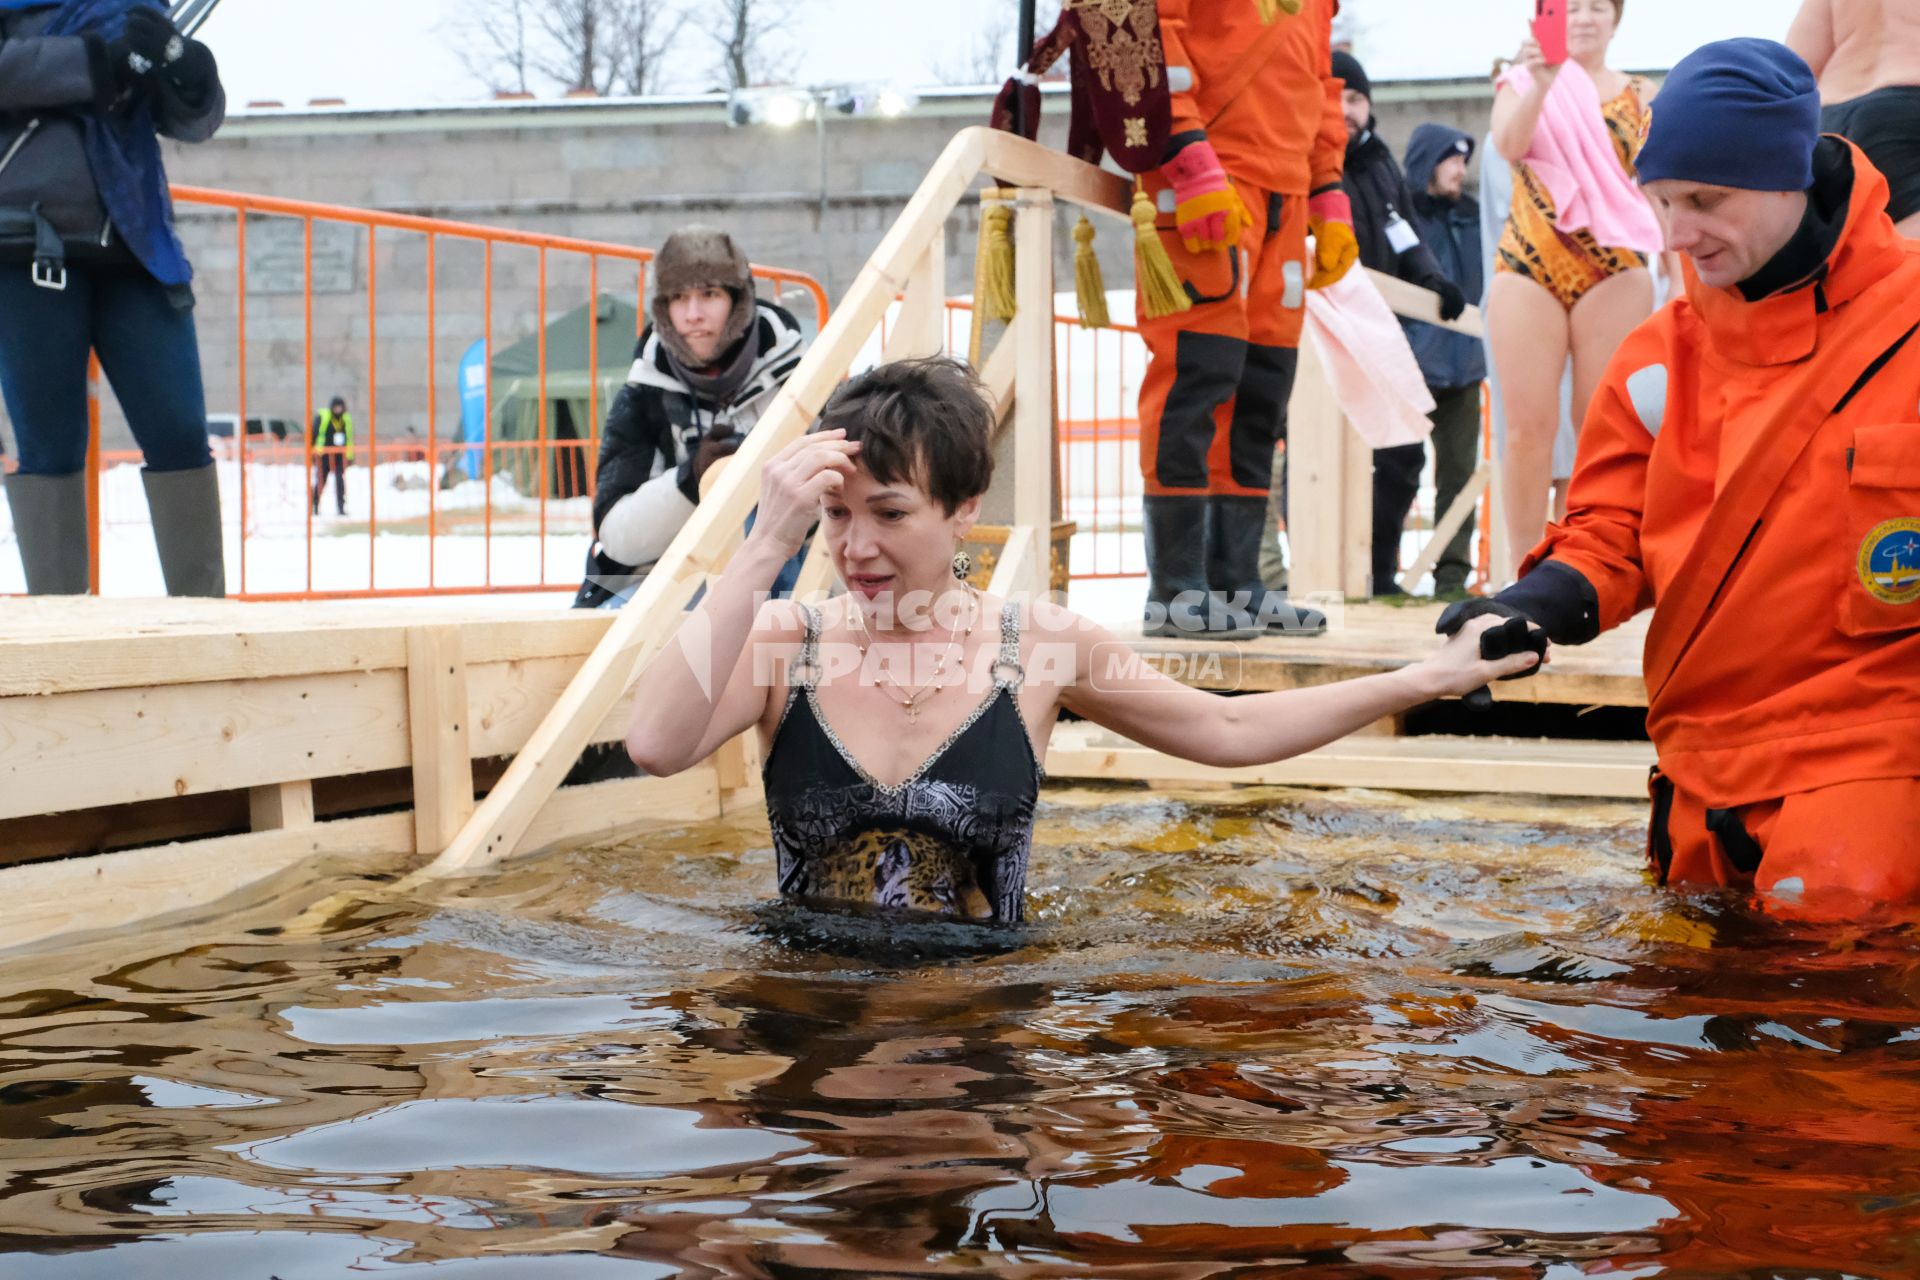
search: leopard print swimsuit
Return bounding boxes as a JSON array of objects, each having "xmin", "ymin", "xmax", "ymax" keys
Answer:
[{"xmin": 762, "ymin": 602, "xmax": 1042, "ymax": 923}]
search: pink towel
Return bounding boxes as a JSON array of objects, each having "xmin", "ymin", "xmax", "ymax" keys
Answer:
[
  {"xmin": 1303, "ymin": 271, "xmax": 1435, "ymax": 450},
  {"xmin": 1497, "ymin": 60, "xmax": 1664, "ymax": 256}
]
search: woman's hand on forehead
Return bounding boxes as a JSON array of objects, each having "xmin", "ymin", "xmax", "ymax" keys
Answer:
[{"xmin": 751, "ymin": 430, "xmax": 862, "ymax": 555}]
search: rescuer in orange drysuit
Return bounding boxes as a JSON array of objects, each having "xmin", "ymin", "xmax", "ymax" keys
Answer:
[
  {"xmin": 1137, "ymin": 0, "xmax": 1358, "ymax": 640},
  {"xmin": 1440, "ymin": 39, "xmax": 1920, "ymax": 909}
]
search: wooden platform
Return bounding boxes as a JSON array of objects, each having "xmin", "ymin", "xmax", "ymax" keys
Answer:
[
  {"xmin": 1121, "ymin": 600, "xmax": 1648, "ymax": 708},
  {"xmin": 0, "ymin": 596, "xmax": 1651, "ymax": 954}
]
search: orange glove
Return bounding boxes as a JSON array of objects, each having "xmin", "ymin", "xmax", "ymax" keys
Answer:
[
  {"xmin": 1307, "ymin": 188, "xmax": 1359, "ymax": 289},
  {"xmin": 1161, "ymin": 135, "xmax": 1254, "ymax": 254}
]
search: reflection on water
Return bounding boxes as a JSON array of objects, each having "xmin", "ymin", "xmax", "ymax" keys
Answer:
[{"xmin": 5, "ymin": 784, "xmax": 1920, "ymax": 1277}]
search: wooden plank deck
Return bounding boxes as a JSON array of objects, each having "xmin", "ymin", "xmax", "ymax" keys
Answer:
[
  {"xmin": 0, "ymin": 595, "xmax": 1652, "ymax": 953},
  {"xmin": 1118, "ymin": 600, "xmax": 1647, "ymax": 707}
]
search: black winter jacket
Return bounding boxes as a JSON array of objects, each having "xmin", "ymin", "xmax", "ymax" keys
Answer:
[
  {"xmin": 1340, "ymin": 119, "xmax": 1446, "ymax": 289},
  {"xmin": 0, "ymin": 7, "xmax": 225, "ymax": 265},
  {"xmin": 1402, "ymin": 123, "xmax": 1487, "ymax": 390},
  {"xmin": 589, "ymin": 297, "xmax": 805, "ymax": 573}
]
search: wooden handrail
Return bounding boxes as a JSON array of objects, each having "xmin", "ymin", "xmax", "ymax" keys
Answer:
[
  {"xmin": 421, "ymin": 126, "xmax": 1483, "ymax": 875},
  {"xmin": 423, "ymin": 128, "xmax": 1108, "ymax": 875}
]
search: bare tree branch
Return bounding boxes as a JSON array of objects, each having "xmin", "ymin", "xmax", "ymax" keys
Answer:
[
  {"xmin": 529, "ymin": 0, "xmax": 615, "ymax": 93},
  {"xmin": 707, "ymin": 0, "xmax": 802, "ymax": 91},
  {"xmin": 610, "ymin": 0, "xmax": 689, "ymax": 96},
  {"xmin": 448, "ymin": 0, "xmax": 537, "ymax": 95},
  {"xmin": 932, "ymin": 5, "xmax": 1060, "ymax": 85},
  {"xmin": 452, "ymin": 0, "xmax": 693, "ymax": 97}
]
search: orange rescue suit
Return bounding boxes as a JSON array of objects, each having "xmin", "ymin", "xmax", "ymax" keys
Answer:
[
  {"xmin": 1138, "ymin": 0, "xmax": 1347, "ymax": 497},
  {"xmin": 1525, "ymin": 143, "xmax": 1920, "ymax": 902}
]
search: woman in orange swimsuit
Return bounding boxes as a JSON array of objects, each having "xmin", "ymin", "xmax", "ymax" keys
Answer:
[{"xmin": 1487, "ymin": 0, "xmax": 1658, "ymax": 579}]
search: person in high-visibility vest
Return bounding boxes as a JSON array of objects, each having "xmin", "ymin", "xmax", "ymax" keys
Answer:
[{"xmin": 311, "ymin": 396, "xmax": 354, "ymax": 517}]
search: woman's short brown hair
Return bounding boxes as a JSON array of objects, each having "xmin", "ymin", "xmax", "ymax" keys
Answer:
[{"xmin": 814, "ymin": 356, "xmax": 994, "ymax": 515}]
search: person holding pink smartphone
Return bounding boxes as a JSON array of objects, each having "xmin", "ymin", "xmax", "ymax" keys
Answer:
[{"xmin": 1486, "ymin": 0, "xmax": 1662, "ymax": 579}]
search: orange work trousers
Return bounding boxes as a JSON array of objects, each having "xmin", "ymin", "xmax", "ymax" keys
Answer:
[
  {"xmin": 1136, "ymin": 175, "xmax": 1311, "ymax": 499},
  {"xmin": 1650, "ymin": 771, "xmax": 1920, "ymax": 908}
]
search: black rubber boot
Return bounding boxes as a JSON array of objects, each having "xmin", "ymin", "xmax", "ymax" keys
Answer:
[
  {"xmin": 141, "ymin": 464, "xmax": 227, "ymax": 598},
  {"xmin": 3, "ymin": 471, "xmax": 90, "ymax": 595},
  {"xmin": 1143, "ymin": 495, "xmax": 1257, "ymax": 640},
  {"xmin": 1208, "ymin": 494, "xmax": 1327, "ymax": 636},
  {"xmin": 1372, "ymin": 442, "xmax": 1424, "ymax": 597}
]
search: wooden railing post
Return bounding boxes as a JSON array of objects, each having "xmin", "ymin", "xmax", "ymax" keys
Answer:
[
  {"xmin": 883, "ymin": 228, "xmax": 948, "ymax": 362},
  {"xmin": 1010, "ymin": 189, "xmax": 1055, "ymax": 600},
  {"xmin": 406, "ymin": 624, "xmax": 474, "ymax": 855},
  {"xmin": 1342, "ymin": 417, "xmax": 1373, "ymax": 599},
  {"xmin": 1286, "ymin": 337, "xmax": 1344, "ymax": 598},
  {"xmin": 249, "ymin": 781, "xmax": 315, "ymax": 831}
]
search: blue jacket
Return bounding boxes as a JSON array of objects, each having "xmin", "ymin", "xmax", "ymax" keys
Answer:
[
  {"xmin": 0, "ymin": 1, "xmax": 222, "ymax": 287},
  {"xmin": 1401, "ymin": 123, "xmax": 1486, "ymax": 391}
]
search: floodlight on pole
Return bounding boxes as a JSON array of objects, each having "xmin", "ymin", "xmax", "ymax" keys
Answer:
[
  {"xmin": 724, "ymin": 83, "xmax": 921, "ymax": 296},
  {"xmin": 761, "ymin": 90, "xmax": 811, "ymax": 129}
]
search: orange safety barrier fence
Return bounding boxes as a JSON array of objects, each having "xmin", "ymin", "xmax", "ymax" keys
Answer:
[
  {"xmin": 5, "ymin": 204, "xmax": 1495, "ymax": 599},
  {"xmin": 2, "ymin": 188, "xmax": 829, "ymax": 600}
]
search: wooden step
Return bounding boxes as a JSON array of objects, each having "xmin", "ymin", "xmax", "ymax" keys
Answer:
[{"xmin": 1046, "ymin": 721, "xmax": 1655, "ymax": 799}]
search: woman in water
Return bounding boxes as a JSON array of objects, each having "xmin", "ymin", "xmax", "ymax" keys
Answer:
[{"xmin": 625, "ymin": 358, "xmax": 1540, "ymax": 923}]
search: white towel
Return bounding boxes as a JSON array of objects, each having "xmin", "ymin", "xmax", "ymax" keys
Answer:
[{"xmin": 1304, "ymin": 271, "xmax": 1437, "ymax": 449}]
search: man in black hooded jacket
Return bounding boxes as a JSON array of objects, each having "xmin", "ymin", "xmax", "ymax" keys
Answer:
[
  {"xmin": 1332, "ymin": 51, "xmax": 1468, "ymax": 597},
  {"xmin": 1402, "ymin": 122, "xmax": 1486, "ymax": 599}
]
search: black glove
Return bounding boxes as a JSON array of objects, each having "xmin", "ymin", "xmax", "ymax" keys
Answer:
[
  {"xmin": 123, "ymin": 6, "xmax": 183, "ymax": 69},
  {"xmin": 104, "ymin": 7, "xmax": 184, "ymax": 94},
  {"xmin": 1437, "ymin": 596, "xmax": 1550, "ymax": 666},
  {"xmin": 101, "ymin": 30, "xmax": 146, "ymax": 93},
  {"xmin": 677, "ymin": 431, "xmax": 742, "ymax": 502},
  {"xmin": 1427, "ymin": 274, "xmax": 1468, "ymax": 322},
  {"xmin": 1436, "ymin": 597, "xmax": 1549, "ymax": 708},
  {"xmin": 159, "ymin": 39, "xmax": 217, "ymax": 103}
]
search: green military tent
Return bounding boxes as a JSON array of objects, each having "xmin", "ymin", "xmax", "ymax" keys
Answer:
[{"xmin": 489, "ymin": 293, "xmax": 641, "ymax": 498}]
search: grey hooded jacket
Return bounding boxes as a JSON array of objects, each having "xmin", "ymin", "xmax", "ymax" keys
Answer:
[{"xmin": 0, "ymin": 6, "xmax": 224, "ymax": 263}]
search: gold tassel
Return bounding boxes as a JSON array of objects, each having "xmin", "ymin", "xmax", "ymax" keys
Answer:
[
  {"xmin": 1073, "ymin": 215, "xmax": 1110, "ymax": 330},
  {"xmin": 1132, "ymin": 185, "xmax": 1191, "ymax": 319},
  {"xmin": 980, "ymin": 197, "xmax": 1018, "ymax": 324},
  {"xmin": 968, "ymin": 194, "xmax": 993, "ymax": 364},
  {"xmin": 1254, "ymin": 0, "xmax": 1301, "ymax": 21},
  {"xmin": 969, "ymin": 190, "xmax": 1016, "ymax": 363}
]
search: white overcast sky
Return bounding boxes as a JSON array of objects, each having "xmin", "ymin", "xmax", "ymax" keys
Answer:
[{"xmin": 198, "ymin": 0, "xmax": 1808, "ymax": 111}]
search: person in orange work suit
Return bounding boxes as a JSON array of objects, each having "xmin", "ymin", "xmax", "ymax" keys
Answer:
[
  {"xmin": 1439, "ymin": 39, "xmax": 1920, "ymax": 910},
  {"xmin": 1137, "ymin": 0, "xmax": 1359, "ymax": 640}
]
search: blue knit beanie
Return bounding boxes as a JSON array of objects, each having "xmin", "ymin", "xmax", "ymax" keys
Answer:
[{"xmin": 1636, "ymin": 39, "xmax": 1821, "ymax": 191}]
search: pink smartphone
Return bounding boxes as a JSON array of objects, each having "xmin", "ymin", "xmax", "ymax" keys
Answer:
[{"xmin": 1533, "ymin": 0, "xmax": 1568, "ymax": 65}]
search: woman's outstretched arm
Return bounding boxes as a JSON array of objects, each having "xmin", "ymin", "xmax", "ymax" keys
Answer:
[
  {"xmin": 1053, "ymin": 605, "xmax": 1540, "ymax": 769},
  {"xmin": 624, "ymin": 432, "xmax": 857, "ymax": 775}
]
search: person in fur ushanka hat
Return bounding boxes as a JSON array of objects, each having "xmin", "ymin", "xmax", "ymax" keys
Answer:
[
  {"xmin": 576, "ymin": 225, "xmax": 807, "ymax": 609},
  {"xmin": 648, "ymin": 226, "xmax": 757, "ymax": 371}
]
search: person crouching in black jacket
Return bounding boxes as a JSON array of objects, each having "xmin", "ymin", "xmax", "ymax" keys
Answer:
[
  {"xmin": 0, "ymin": 1, "xmax": 226, "ymax": 596},
  {"xmin": 573, "ymin": 226, "xmax": 805, "ymax": 609},
  {"xmin": 1333, "ymin": 51, "xmax": 1468, "ymax": 598}
]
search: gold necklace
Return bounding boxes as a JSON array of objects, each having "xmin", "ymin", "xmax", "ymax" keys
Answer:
[{"xmin": 849, "ymin": 586, "xmax": 980, "ymax": 723}]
